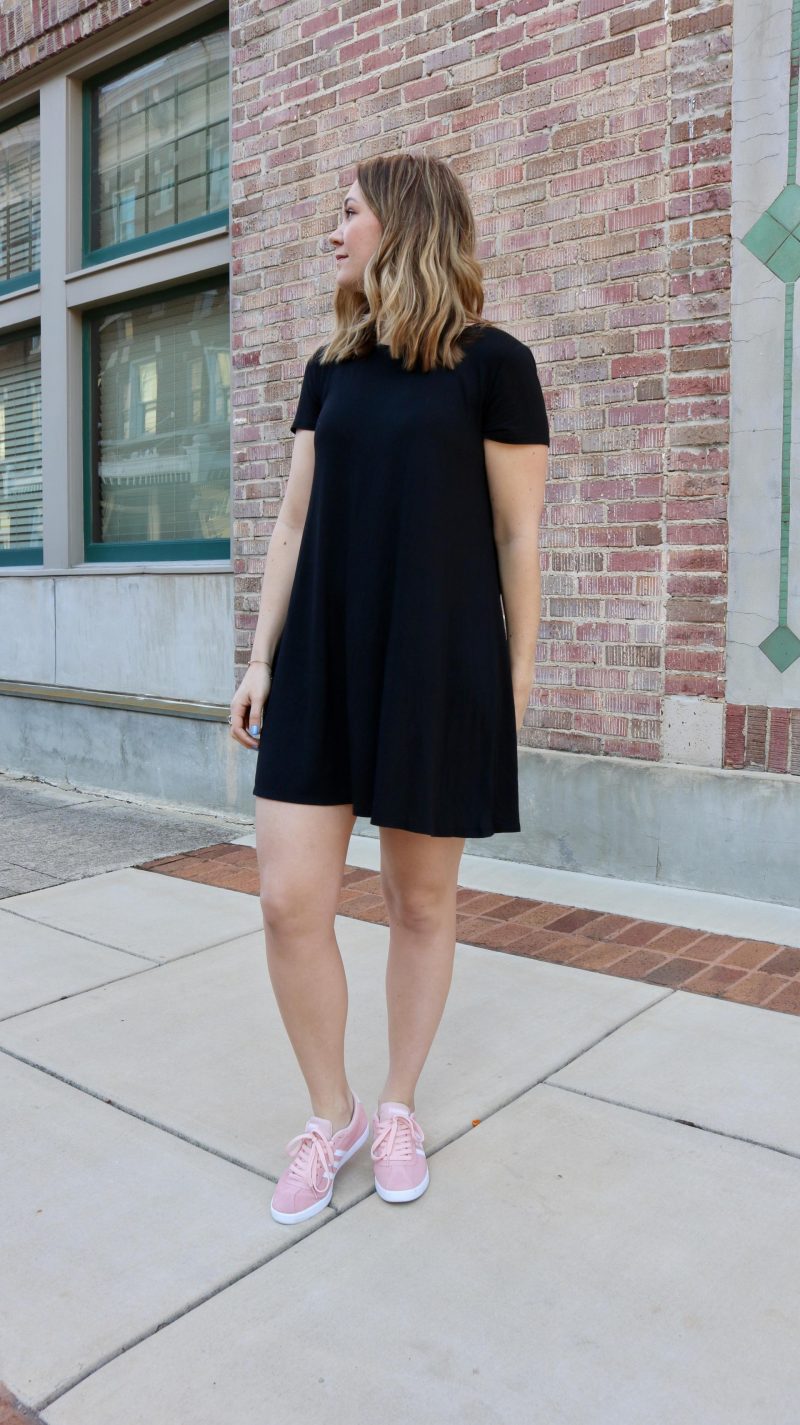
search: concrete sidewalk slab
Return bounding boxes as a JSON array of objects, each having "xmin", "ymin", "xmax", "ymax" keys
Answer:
[
  {"xmin": 0, "ymin": 784, "xmax": 248, "ymax": 890},
  {"xmin": 39, "ymin": 1085, "xmax": 800, "ymax": 1425},
  {"xmin": 0, "ymin": 863, "xmax": 65, "ymax": 897},
  {"xmin": 0, "ymin": 806, "xmax": 225, "ymax": 882},
  {"xmin": 0, "ymin": 780, "xmax": 102, "ymax": 815},
  {"xmin": 4, "ymin": 772, "xmax": 798, "ymax": 1421},
  {"xmin": 2, "ymin": 868, "xmax": 263, "ymax": 960},
  {"xmin": 0, "ymin": 910, "xmax": 150, "ymax": 1018},
  {"xmin": 549, "ymin": 989, "xmax": 800, "ymax": 1154},
  {"xmin": 0, "ymin": 1055, "xmax": 331, "ymax": 1410},
  {"xmin": 0, "ymin": 906, "xmax": 665, "ymax": 1193}
]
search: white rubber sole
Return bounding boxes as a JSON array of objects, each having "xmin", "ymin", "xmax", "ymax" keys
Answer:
[
  {"xmin": 270, "ymin": 1120, "xmax": 370, "ymax": 1224},
  {"xmin": 374, "ymin": 1165, "xmax": 430, "ymax": 1203}
]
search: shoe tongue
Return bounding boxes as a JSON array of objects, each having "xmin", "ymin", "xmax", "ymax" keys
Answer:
[
  {"xmin": 380, "ymin": 1102, "xmax": 412, "ymax": 1117},
  {"xmin": 306, "ymin": 1115, "xmax": 333, "ymax": 1136}
]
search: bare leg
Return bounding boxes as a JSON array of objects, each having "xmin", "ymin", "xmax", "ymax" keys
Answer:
[
  {"xmin": 376, "ymin": 827, "xmax": 465, "ymax": 1113},
  {"xmin": 255, "ymin": 797, "xmax": 358, "ymax": 1133}
]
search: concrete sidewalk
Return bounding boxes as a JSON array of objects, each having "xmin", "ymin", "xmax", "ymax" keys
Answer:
[{"xmin": 2, "ymin": 771, "xmax": 800, "ymax": 1424}]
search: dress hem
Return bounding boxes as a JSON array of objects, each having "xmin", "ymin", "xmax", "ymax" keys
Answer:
[{"xmin": 252, "ymin": 785, "xmax": 520, "ymax": 838}]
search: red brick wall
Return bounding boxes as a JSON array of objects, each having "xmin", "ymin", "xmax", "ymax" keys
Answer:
[
  {"xmin": 664, "ymin": 0, "xmax": 731, "ymax": 726},
  {"xmin": 5, "ymin": 0, "xmax": 797, "ymax": 777},
  {"xmin": 230, "ymin": 0, "xmax": 742, "ymax": 767},
  {"xmin": 725, "ymin": 706, "xmax": 800, "ymax": 776},
  {"xmin": 0, "ymin": 0, "xmax": 156, "ymax": 81}
]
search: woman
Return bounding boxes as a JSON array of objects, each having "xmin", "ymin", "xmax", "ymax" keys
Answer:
[{"xmin": 229, "ymin": 153, "xmax": 549, "ymax": 1225}]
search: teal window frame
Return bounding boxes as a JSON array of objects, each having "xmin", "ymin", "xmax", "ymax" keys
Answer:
[
  {"xmin": 82, "ymin": 273, "xmax": 230, "ymax": 563},
  {"xmin": 81, "ymin": 13, "xmax": 229, "ymax": 269},
  {"xmin": 0, "ymin": 104, "xmax": 41, "ymax": 300},
  {"xmin": 0, "ymin": 323, "xmax": 43, "ymax": 567}
]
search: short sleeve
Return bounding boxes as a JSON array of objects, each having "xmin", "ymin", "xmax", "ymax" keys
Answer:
[
  {"xmin": 482, "ymin": 341, "xmax": 550, "ymax": 444},
  {"xmin": 290, "ymin": 346, "xmax": 325, "ymax": 434}
]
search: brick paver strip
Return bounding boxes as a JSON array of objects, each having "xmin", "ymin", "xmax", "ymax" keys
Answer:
[
  {"xmin": 136, "ymin": 843, "xmax": 800, "ymax": 1017},
  {"xmin": 0, "ymin": 1384, "xmax": 47, "ymax": 1424}
]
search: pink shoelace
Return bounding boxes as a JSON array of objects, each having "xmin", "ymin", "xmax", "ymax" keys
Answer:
[
  {"xmin": 284, "ymin": 1125, "xmax": 336, "ymax": 1191},
  {"xmin": 371, "ymin": 1110, "xmax": 425, "ymax": 1163}
]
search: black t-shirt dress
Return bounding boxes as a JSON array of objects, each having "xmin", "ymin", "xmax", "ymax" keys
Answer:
[{"xmin": 252, "ymin": 321, "xmax": 550, "ymax": 837}]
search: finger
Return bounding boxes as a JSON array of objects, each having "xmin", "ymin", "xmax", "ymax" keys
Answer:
[
  {"xmin": 229, "ymin": 700, "xmax": 247, "ymax": 732},
  {"xmin": 229, "ymin": 700, "xmax": 254, "ymax": 747},
  {"xmin": 247, "ymin": 701, "xmax": 264, "ymax": 742},
  {"xmin": 232, "ymin": 702, "xmax": 261, "ymax": 747}
]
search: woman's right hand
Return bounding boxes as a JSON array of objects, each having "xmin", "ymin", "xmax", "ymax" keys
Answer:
[{"xmin": 229, "ymin": 663, "xmax": 272, "ymax": 749}]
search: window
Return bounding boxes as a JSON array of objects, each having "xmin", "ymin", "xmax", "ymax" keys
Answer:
[
  {"xmin": 0, "ymin": 13, "xmax": 230, "ymax": 571},
  {"xmin": 83, "ymin": 277, "xmax": 230, "ymax": 561},
  {"xmin": 83, "ymin": 15, "xmax": 228, "ymax": 265},
  {"xmin": 0, "ymin": 328, "xmax": 43, "ymax": 564},
  {"xmin": 0, "ymin": 108, "xmax": 40, "ymax": 297}
]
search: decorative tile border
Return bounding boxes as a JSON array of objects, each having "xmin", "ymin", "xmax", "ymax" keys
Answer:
[
  {"xmin": 137, "ymin": 843, "xmax": 800, "ymax": 1018},
  {"xmin": 738, "ymin": 0, "xmax": 800, "ymax": 673},
  {"xmin": 728, "ymin": 0, "xmax": 800, "ymax": 700}
]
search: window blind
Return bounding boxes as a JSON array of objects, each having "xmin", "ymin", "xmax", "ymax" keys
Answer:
[
  {"xmin": 0, "ymin": 330, "xmax": 42, "ymax": 552},
  {"xmin": 0, "ymin": 113, "xmax": 40, "ymax": 284},
  {"xmin": 90, "ymin": 24, "xmax": 228, "ymax": 255}
]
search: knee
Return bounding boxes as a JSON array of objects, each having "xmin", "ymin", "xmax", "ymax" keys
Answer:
[
  {"xmin": 382, "ymin": 886, "xmax": 448, "ymax": 935},
  {"xmin": 259, "ymin": 881, "xmax": 310, "ymax": 935}
]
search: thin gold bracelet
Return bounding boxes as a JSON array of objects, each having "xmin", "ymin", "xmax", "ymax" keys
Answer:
[{"xmin": 248, "ymin": 658, "xmax": 273, "ymax": 670}]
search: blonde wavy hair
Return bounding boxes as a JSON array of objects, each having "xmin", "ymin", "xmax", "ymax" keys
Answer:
[{"xmin": 318, "ymin": 153, "xmax": 496, "ymax": 373}]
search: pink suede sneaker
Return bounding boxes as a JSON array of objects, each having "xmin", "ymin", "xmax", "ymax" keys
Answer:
[
  {"xmin": 370, "ymin": 1101, "xmax": 430, "ymax": 1203},
  {"xmin": 270, "ymin": 1092, "xmax": 369, "ymax": 1224}
]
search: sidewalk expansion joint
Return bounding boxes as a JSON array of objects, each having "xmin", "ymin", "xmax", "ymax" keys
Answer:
[
  {"xmin": 542, "ymin": 1080, "xmax": 800, "ymax": 1163},
  {"xmin": 0, "ymin": 1043, "xmax": 284, "ymax": 1185},
  {"xmin": 32, "ymin": 1216, "xmax": 333, "ymax": 1413},
  {"xmin": 0, "ymin": 904, "xmax": 163, "ymax": 964},
  {"xmin": 0, "ymin": 926, "xmax": 267, "ymax": 1025}
]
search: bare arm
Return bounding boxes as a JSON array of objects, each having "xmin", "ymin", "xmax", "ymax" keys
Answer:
[
  {"xmin": 230, "ymin": 430, "xmax": 316, "ymax": 748},
  {"xmin": 483, "ymin": 440, "xmax": 549, "ymax": 730},
  {"xmin": 248, "ymin": 429, "xmax": 317, "ymax": 664}
]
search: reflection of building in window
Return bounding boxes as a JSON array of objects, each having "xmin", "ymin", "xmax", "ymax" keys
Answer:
[
  {"xmin": 188, "ymin": 348, "xmax": 230, "ymax": 427},
  {"xmin": 90, "ymin": 23, "xmax": 229, "ymax": 255},
  {"xmin": 91, "ymin": 283, "xmax": 230, "ymax": 546},
  {"xmin": 131, "ymin": 359, "xmax": 159, "ymax": 437},
  {"xmin": 115, "ymin": 187, "xmax": 139, "ymax": 244}
]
